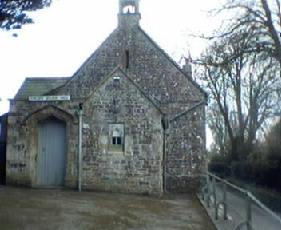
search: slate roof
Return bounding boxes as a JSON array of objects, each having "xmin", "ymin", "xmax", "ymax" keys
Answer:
[{"xmin": 14, "ymin": 77, "xmax": 70, "ymax": 100}]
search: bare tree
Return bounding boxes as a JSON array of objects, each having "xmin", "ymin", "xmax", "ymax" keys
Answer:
[
  {"xmin": 207, "ymin": 103, "xmax": 229, "ymax": 155},
  {"xmin": 216, "ymin": 0, "xmax": 281, "ymax": 67},
  {"xmin": 197, "ymin": 28, "xmax": 281, "ymax": 158}
]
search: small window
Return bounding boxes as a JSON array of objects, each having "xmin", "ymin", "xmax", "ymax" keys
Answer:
[
  {"xmin": 109, "ymin": 124, "xmax": 124, "ymax": 152},
  {"xmin": 113, "ymin": 136, "xmax": 122, "ymax": 145},
  {"xmin": 113, "ymin": 76, "xmax": 121, "ymax": 87}
]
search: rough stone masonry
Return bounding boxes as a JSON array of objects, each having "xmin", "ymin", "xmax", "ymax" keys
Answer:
[{"xmin": 6, "ymin": 0, "xmax": 206, "ymax": 195}]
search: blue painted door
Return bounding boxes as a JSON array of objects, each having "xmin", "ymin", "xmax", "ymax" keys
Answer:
[{"xmin": 38, "ymin": 118, "xmax": 66, "ymax": 186}]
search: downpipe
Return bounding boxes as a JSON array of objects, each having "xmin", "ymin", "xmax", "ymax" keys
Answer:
[{"xmin": 78, "ymin": 103, "xmax": 83, "ymax": 192}]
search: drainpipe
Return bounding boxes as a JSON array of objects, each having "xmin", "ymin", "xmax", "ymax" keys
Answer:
[
  {"xmin": 162, "ymin": 117, "xmax": 168, "ymax": 193},
  {"xmin": 163, "ymin": 125, "xmax": 166, "ymax": 193},
  {"xmin": 78, "ymin": 103, "xmax": 83, "ymax": 192}
]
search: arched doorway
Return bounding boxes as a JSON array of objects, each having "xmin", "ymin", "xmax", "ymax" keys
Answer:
[{"xmin": 37, "ymin": 117, "xmax": 67, "ymax": 187}]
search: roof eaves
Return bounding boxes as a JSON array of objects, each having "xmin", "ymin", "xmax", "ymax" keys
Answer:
[
  {"xmin": 59, "ymin": 28, "xmax": 120, "ymax": 89},
  {"xmin": 46, "ymin": 29, "xmax": 120, "ymax": 96},
  {"xmin": 170, "ymin": 100, "xmax": 206, "ymax": 122}
]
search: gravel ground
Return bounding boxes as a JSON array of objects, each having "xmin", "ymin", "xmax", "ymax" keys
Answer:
[{"xmin": 0, "ymin": 186, "xmax": 215, "ymax": 230}]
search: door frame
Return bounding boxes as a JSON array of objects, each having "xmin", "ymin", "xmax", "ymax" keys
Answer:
[{"xmin": 23, "ymin": 105, "xmax": 74, "ymax": 188}]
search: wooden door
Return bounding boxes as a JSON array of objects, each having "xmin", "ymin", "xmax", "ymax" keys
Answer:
[{"xmin": 37, "ymin": 118, "xmax": 66, "ymax": 186}]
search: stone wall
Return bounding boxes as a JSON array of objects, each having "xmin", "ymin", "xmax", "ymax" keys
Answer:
[
  {"xmin": 0, "ymin": 114, "xmax": 7, "ymax": 184},
  {"xmin": 6, "ymin": 69, "xmax": 164, "ymax": 195},
  {"xmin": 6, "ymin": 15, "xmax": 206, "ymax": 194},
  {"xmin": 165, "ymin": 105, "xmax": 206, "ymax": 193},
  {"xmin": 6, "ymin": 101, "xmax": 79, "ymax": 188},
  {"xmin": 52, "ymin": 23, "xmax": 206, "ymax": 194},
  {"xmin": 81, "ymin": 69, "xmax": 163, "ymax": 195}
]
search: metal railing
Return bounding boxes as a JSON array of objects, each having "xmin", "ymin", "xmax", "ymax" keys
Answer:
[{"xmin": 200, "ymin": 172, "xmax": 281, "ymax": 230}]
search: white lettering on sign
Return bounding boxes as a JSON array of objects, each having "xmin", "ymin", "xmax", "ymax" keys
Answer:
[{"xmin": 28, "ymin": 95, "xmax": 71, "ymax": 102}]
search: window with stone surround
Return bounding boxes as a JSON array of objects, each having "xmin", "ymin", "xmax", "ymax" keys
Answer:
[{"xmin": 109, "ymin": 124, "xmax": 124, "ymax": 152}]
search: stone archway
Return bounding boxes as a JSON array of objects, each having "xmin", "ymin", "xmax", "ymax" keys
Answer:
[{"xmin": 23, "ymin": 105, "xmax": 75, "ymax": 187}]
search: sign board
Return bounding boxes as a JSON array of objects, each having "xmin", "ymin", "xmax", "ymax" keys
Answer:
[
  {"xmin": 29, "ymin": 95, "xmax": 71, "ymax": 102},
  {"xmin": 83, "ymin": 123, "xmax": 90, "ymax": 129}
]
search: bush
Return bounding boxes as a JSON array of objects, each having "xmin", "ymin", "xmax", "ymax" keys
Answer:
[
  {"xmin": 208, "ymin": 162, "xmax": 231, "ymax": 177},
  {"xmin": 248, "ymin": 146, "xmax": 281, "ymax": 192},
  {"xmin": 262, "ymin": 151, "xmax": 281, "ymax": 191},
  {"xmin": 231, "ymin": 161, "xmax": 252, "ymax": 181},
  {"xmin": 248, "ymin": 150, "xmax": 267, "ymax": 184},
  {"xmin": 208, "ymin": 154, "xmax": 231, "ymax": 177},
  {"xmin": 208, "ymin": 126, "xmax": 281, "ymax": 193}
]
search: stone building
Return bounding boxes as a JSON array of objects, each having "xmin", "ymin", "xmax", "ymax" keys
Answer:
[
  {"xmin": 6, "ymin": 0, "xmax": 206, "ymax": 195},
  {"xmin": 0, "ymin": 113, "xmax": 7, "ymax": 185}
]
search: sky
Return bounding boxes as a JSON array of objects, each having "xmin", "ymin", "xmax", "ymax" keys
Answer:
[{"xmin": 0, "ymin": 0, "xmax": 224, "ymax": 146}]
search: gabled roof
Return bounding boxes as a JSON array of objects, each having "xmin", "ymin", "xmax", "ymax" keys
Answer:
[
  {"xmin": 48, "ymin": 28, "xmax": 119, "ymax": 95},
  {"xmin": 14, "ymin": 77, "xmax": 69, "ymax": 100},
  {"xmin": 14, "ymin": 24, "xmax": 207, "ymax": 104},
  {"xmin": 47, "ymin": 25, "xmax": 207, "ymax": 100}
]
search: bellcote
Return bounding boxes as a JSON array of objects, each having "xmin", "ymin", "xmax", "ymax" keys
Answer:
[{"xmin": 118, "ymin": 0, "xmax": 141, "ymax": 27}]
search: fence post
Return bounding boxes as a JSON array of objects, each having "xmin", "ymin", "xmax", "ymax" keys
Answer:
[
  {"xmin": 246, "ymin": 192, "xmax": 252, "ymax": 230},
  {"xmin": 201, "ymin": 175, "xmax": 206, "ymax": 201},
  {"xmin": 213, "ymin": 177, "xmax": 217, "ymax": 208},
  {"xmin": 223, "ymin": 182, "xmax": 227, "ymax": 220},
  {"xmin": 207, "ymin": 174, "xmax": 211, "ymax": 208}
]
